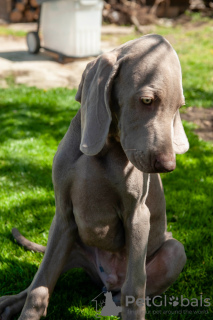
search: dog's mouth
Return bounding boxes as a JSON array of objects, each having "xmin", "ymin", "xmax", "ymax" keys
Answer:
[
  {"xmin": 124, "ymin": 149, "xmax": 156, "ymax": 173},
  {"xmin": 124, "ymin": 149, "xmax": 176, "ymax": 173}
]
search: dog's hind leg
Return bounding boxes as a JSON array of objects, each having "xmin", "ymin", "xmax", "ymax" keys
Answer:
[
  {"xmin": 102, "ymin": 238, "xmax": 186, "ymax": 306},
  {"xmin": 145, "ymin": 174, "xmax": 187, "ymax": 297},
  {"xmin": 146, "ymin": 238, "xmax": 186, "ymax": 297}
]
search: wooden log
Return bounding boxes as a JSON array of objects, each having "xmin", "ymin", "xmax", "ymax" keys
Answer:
[
  {"xmin": 30, "ymin": 0, "xmax": 39, "ymax": 8},
  {"xmin": 24, "ymin": 9, "xmax": 35, "ymax": 22},
  {"xmin": 15, "ymin": 3, "xmax": 25, "ymax": 12},
  {"xmin": 15, "ymin": 0, "xmax": 29, "ymax": 5},
  {"xmin": 10, "ymin": 9, "xmax": 23, "ymax": 22},
  {"xmin": 33, "ymin": 7, "xmax": 40, "ymax": 20}
]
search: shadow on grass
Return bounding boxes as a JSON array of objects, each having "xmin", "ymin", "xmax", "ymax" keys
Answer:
[
  {"xmin": 0, "ymin": 87, "xmax": 79, "ymax": 144},
  {"xmin": 0, "ymin": 156, "xmax": 53, "ymax": 191},
  {"xmin": 162, "ymin": 123, "xmax": 212, "ymax": 229},
  {"xmin": 0, "ymin": 257, "xmax": 38, "ymax": 296},
  {"xmin": 160, "ymin": 123, "xmax": 213, "ymax": 301},
  {"xmin": 49, "ymin": 269, "xmax": 101, "ymax": 320},
  {"xmin": 0, "ymin": 256, "xmax": 100, "ymax": 320},
  {"xmin": 0, "ymin": 197, "xmax": 55, "ymax": 236},
  {"xmin": 0, "ymin": 103, "xmax": 78, "ymax": 143}
]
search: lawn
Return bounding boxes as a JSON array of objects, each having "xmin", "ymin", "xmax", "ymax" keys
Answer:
[
  {"xmin": 0, "ymin": 19, "xmax": 213, "ymax": 320},
  {"xmin": 0, "ymin": 26, "xmax": 27, "ymax": 37}
]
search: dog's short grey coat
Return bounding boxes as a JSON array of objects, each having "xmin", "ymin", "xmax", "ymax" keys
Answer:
[{"xmin": 0, "ymin": 34, "xmax": 189, "ymax": 320}]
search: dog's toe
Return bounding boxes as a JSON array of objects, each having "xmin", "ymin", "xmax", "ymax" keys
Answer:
[{"xmin": 0, "ymin": 290, "xmax": 27, "ymax": 320}]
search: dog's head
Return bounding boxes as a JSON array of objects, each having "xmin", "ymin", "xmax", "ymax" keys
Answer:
[{"xmin": 76, "ymin": 34, "xmax": 189, "ymax": 173}]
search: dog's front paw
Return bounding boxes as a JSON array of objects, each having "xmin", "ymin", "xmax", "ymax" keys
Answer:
[
  {"xmin": 18, "ymin": 286, "xmax": 49, "ymax": 320},
  {"xmin": 0, "ymin": 289, "xmax": 27, "ymax": 320},
  {"xmin": 121, "ymin": 306, "xmax": 146, "ymax": 320}
]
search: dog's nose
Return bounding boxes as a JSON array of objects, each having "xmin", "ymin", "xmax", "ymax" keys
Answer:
[{"xmin": 154, "ymin": 154, "xmax": 176, "ymax": 172}]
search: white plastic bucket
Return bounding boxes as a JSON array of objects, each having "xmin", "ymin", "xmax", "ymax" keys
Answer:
[{"xmin": 40, "ymin": 0, "xmax": 103, "ymax": 57}]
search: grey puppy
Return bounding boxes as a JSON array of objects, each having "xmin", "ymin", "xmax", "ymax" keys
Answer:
[{"xmin": 0, "ymin": 34, "xmax": 189, "ymax": 320}]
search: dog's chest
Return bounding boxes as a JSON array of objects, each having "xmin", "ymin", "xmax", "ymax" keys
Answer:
[{"xmin": 71, "ymin": 154, "xmax": 148, "ymax": 251}]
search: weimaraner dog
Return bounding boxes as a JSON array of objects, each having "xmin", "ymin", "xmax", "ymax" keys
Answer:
[{"xmin": 0, "ymin": 34, "xmax": 189, "ymax": 320}]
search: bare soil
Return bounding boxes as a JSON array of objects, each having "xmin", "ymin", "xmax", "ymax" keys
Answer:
[{"xmin": 181, "ymin": 107, "xmax": 213, "ymax": 142}]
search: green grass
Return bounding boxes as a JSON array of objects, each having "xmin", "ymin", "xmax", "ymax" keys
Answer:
[
  {"xmin": 0, "ymin": 85, "xmax": 212, "ymax": 320},
  {"xmin": 0, "ymin": 26, "xmax": 27, "ymax": 37}
]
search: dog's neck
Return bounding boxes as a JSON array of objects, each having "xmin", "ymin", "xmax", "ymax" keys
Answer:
[
  {"xmin": 108, "ymin": 111, "xmax": 120, "ymax": 143},
  {"xmin": 95, "ymin": 112, "xmax": 127, "ymax": 159}
]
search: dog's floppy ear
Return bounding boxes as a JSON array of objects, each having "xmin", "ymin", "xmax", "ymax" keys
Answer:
[
  {"xmin": 75, "ymin": 52, "xmax": 119, "ymax": 156},
  {"xmin": 173, "ymin": 110, "xmax": 189, "ymax": 154}
]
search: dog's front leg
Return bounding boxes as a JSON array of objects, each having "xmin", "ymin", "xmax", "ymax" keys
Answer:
[
  {"xmin": 121, "ymin": 204, "xmax": 150, "ymax": 320},
  {"xmin": 18, "ymin": 211, "xmax": 77, "ymax": 320}
]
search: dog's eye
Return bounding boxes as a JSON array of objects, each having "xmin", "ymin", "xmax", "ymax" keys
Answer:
[{"xmin": 141, "ymin": 97, "xmax": 153, "ymax": 105}]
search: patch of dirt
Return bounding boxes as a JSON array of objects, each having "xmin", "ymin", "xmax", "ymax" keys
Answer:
[
  {"xmin": 0, "ymin": 25, "xmax": 121, "ymax": 90},
  {"xmin": 181, "ymin": 107, "xmax": 213, "ymax": 142}
]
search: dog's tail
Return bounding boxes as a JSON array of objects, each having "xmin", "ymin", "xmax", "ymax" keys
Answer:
[{"xmin": 12, "ymin": 228, "xmax": 46, "ymax": 253}]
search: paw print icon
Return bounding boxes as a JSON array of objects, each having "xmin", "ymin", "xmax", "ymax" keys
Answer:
[{"xmin": 169, "ymin": 296, "xmax": 179, "ymax": 307}]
